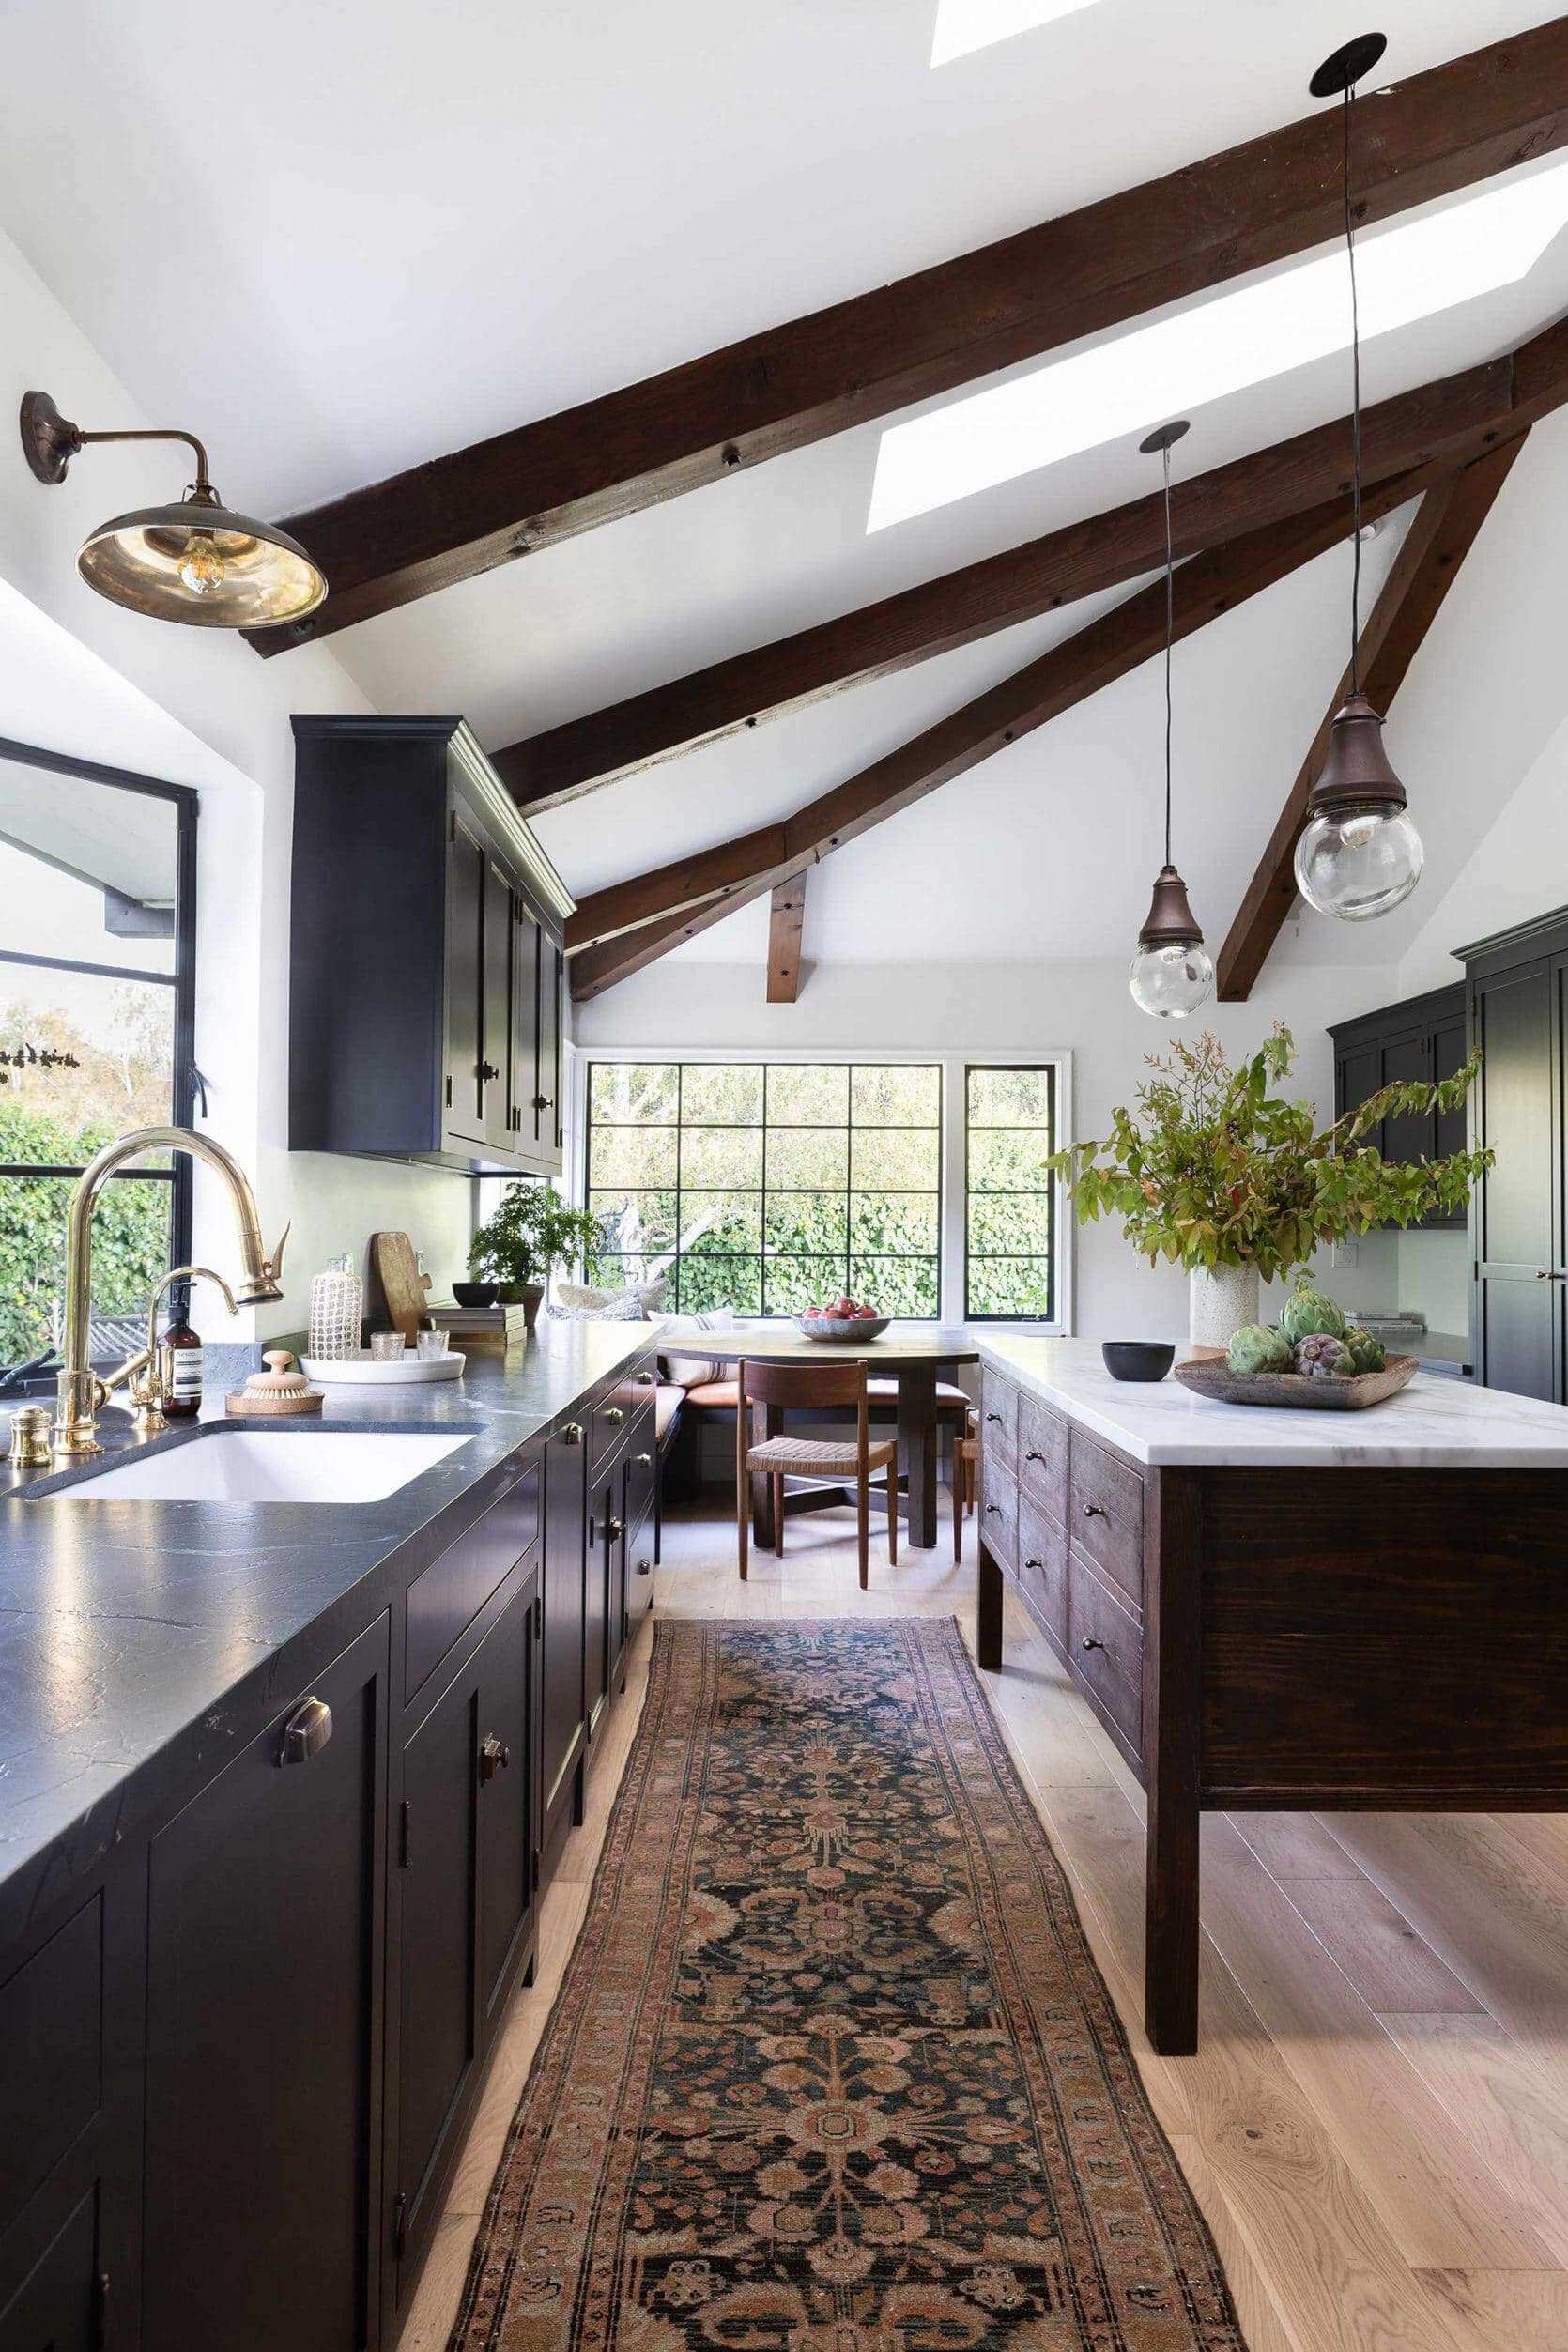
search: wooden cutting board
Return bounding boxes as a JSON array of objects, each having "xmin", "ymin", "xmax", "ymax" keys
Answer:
[{"xmin": 371, "ymin": 1231, "xmax": 431, "ymax": 1343}]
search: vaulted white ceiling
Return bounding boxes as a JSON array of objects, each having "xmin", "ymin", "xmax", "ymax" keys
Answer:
[{"xmin": 1, "ymin": 0, "xmax": 1564, "ymax": 982}]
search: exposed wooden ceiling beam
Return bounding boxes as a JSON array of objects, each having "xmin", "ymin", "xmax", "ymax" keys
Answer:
[
  {"xmin": 1215, "ymin": 435, "xmax": 1529, "ymax": 1001},
  {"xmin": 248, "ymin": 21, "xmax": 1568, "ymax": 657},
  {"xmin": 570, "ymin": 462, "xmax": 1440, "ymax": 999},
  {"xmin": 766, "ymin": 874, "xmax": 807, "ymax": 1004},
  {"xmin": 508, "ymin": 346, "xmax": 1542, "ymax": 815}
]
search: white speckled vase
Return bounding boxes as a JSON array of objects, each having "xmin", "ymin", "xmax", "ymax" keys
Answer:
[{"xmin": 1188, "ymin": 1262, "xmax": 1259, "ymax": 1349}]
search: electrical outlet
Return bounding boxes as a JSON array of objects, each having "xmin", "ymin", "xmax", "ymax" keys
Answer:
[{"xmin": 1332, "ymin": 1239, "xmax": 1360, "ymax": 1268}]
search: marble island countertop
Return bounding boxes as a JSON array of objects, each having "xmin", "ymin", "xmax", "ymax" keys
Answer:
[
  {"xmin": 0, "ymin": 1318, "xmax": 659, "ymax": 1944},
  {"xmin": 979, "ymin": 1335, "xmax": 1568, "ymax": 1468}
]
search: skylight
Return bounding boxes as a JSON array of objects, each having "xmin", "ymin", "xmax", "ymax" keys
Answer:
[
  {"xmin": 930, "ymin": 0, "xmax": 1106, "ymax": 69},
  {"xmin": 868, "ymin": 157, "xmax": 1568, "ymax": 531}
]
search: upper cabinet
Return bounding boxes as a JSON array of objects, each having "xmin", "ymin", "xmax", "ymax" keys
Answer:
[
  {"xmin": 289, "ymin": 716, "xmax": 572, "ymax": 1175},
  {"xmin": 1328, "ymin": 983, "xmax": 1468, "ymax": 1232}
]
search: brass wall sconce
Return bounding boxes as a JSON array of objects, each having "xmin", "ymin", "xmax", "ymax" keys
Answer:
[{"xmin": 20, "ymin": 389, "xmax": 327, "ymax": 629}]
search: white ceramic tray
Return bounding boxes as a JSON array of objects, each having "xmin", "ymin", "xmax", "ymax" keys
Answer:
[{"xmin": 300, "ymin": 1349, "xmax": 466, "ymax": 1386}]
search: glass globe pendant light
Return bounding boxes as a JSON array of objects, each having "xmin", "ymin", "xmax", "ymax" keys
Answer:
[
  {"xmin": 1293, "ymin": 34, "xmax": 1424, "ymax": 921},
  {"xmin": 1130, "ymin": 419, "xmax": 1214, "ymax": 1020}
]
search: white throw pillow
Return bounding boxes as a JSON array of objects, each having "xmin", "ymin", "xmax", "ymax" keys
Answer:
[
  {"xmin": 653, "ymin": 1307, "xmax": 738, "ymax": 1387},
  {"xmin": 553, "ymin": 1275, "xmax": 669, "ymax": 1317},
  {"xmin": 546, "ymin": 1289, "xmax": 648, "ymax": 1324}
]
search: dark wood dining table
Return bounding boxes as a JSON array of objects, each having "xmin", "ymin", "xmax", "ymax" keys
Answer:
[{"xmin": 668, "ymin": 1324, "xmax": 979, "ymax": 1547}]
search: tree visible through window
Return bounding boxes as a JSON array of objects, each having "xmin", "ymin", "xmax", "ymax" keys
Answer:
[
  {"xmin": 585, "ymin": 1062, "xmax": 943, "ymax": 1316},
  {"xmin": 0, "ymin": 744, "xmax": 194, "ymax": 1375},
  {"xmin": 965, "ymin": 1066, "xmax": 1055, "ymax": 1318}
]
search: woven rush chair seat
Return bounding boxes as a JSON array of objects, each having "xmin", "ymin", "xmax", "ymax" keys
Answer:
[{"xmin": 745, "ymin": 1433, "xmax": 898, "ymax": 1475}]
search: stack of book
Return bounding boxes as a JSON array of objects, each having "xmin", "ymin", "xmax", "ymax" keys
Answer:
[{"xmin": 426, "ymin": 1301, "xmax": 534, "ymax": 1349}]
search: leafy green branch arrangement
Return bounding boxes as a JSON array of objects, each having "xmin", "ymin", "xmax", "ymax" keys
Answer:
[
  {"xmin": 1045, "ymin": 1024, "xmax": 1491, "ymax": 1282},
  {"xmin": 469, "ymin": 1182, "xmax": 599, "ymax": 1292}
]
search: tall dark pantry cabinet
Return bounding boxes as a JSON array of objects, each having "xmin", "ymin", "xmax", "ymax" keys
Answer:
[{"xmin": 1462, "ymin": 909, "xmax": 1568, "ymax": 1400}]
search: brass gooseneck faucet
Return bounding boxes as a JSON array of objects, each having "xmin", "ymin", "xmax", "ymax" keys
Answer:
[{"xmin": 54, "ymin": 1127, "xmax": 287, "ymax": 1459}]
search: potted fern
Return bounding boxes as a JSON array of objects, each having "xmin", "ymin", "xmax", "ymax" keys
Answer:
[
  {"xmin": 1047, "ymin": 1025, "xmax": 1491, "ymax": 1345},
  {"xmin": 468, "ymin": 1182, "xmax": 598, "ymax": 1330}
]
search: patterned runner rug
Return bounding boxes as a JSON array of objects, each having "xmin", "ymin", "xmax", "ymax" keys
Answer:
[{"xmin": 453, "ymin": 1618, "xmax": 1245, "ymax": 2350}]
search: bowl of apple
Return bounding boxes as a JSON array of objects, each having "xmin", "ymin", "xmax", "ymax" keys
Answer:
[{"xmin": 795, "ymin": 1296, "xmax": 890, "ymax": 1342}]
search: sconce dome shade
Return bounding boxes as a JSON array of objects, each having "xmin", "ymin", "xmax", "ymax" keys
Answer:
[{"xmin": 76, "ymin": 487, "xmax": 326, "ymax": 628}]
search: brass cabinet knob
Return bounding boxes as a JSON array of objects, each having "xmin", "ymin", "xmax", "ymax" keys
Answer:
[
  {"xmin": 637, "ymin": 1558, "xmax": 652, "ymax": 1576},
  {"xmin": 561, "ymin": 1422, "xmax": 583, "ymax": 1446},
  {"xmin": 279, "ymin": 1697, "xmax": 332, "ymax": 1767},
  {"xmin": 607, "ymin": 1516, "xmax": 624, "ymax": 1542},
  {"xmin": 634, "ymin": 1452, "xmax": 653, "ymax": 1468},
  {"xmin": 604, "ymin": 1406, "xmax": 625, "ymax": 1424},
  {"xmin": 637, "ymin": 1371, "xmax": 655, "ymax": 1386},
  {"xmin": 478, "ymin": 1732, "xmax": 511, "ymax": 1784}
]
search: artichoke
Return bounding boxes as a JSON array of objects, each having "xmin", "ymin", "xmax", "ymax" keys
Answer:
[
  {"xmin": 1343, "ymin": 1326, "xmax": 1387, "ymax": 1374},
  {"xmin": 1293, "ymin": 1332, "xmax": 1354, "ymax": 1378},
  {"xmin": 1226, "ymin": 1323, "xmax": 1293, "ymax": 1376},
  {"xmin": 1279, "ymin": 1279, "xmax": 1347, "ymax": 1345}
]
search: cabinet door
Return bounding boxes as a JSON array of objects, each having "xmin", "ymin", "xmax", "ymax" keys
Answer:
[
  {"xmin": 1380, "ymin": 1031, "xmax": 1434, "ymax": 1170},
  {"xmin": 1336, "ymin": 1043, "xmax": 1383, "ymax": 1155},
  {"xmin": 395, "ymin": 1648, "xmax": 479, "ymax": 2289},
  {"xmin": 1474, "ymin": 961, "xmax": 1557, "ymax": 1398},
  {"xmin": 535, "ymin": 936, "xmax": 562, "ymax": 1160},
  {"xmin": 0, "ymin": 2188, "xmax": 100, "ymax": 2351},
  {"xmin": 542, "ymin": 1423, "xmax": 588, "ymax": 1845},
  {"xmin": 586, "ymin": 1476, "xmax": 614, "ymax": 1740},
  {"xmin": 445, "ymin": 812, "xmax": 486, "ymax": 1145},
  {"xmin": 482, "ymin": 853, "xmax": 515, "ymax": 1153},
  {"xmin": 478, "ymin": 1583, "xmax": 539, "ymax": 2028},
  {"xmin": 510, "ymin": 899, "xmax": 542, "ymax": 1153},
  {"xmin": 144, "ymin": 1615, "xmax": 389, "ymax": 2351}
]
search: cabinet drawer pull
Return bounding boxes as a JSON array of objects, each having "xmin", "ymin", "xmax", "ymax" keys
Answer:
[
  {"xmin": 985, "ymin": 1411, "xmax": 1003, "ymax": 1426},
  {"xmin": 478, "ymin": 1732, "xmax": 512, "ymax": 1784},
  {"xmin": 1025, "ymin": 1449, "xmax": 1045, "ymax": 1465},
  {"xmin": 634, "ymin": 1452, "xmax": 653, "ymax": 1468},
  {"xmin": 637, "ymin": 1371, "xmax": 655, "ymax": 1385},
  {"xmin": 561, "ymin": 1422, "xmax": 583, "ymax": 1446},
  {"xmin": 531, "ymin": 1093, "xmax": 551, "ymax": 1111},
  {"xmin": 983, "ymin": 1502, "xmax": 1001, "ymax": 1517},
  {"xmin": 478, "ymin": 1060, "xmax": 500, "ymax": 1082},
  {"xmin": 1024, "ymin": 1556, "xmax": 1043, "ymax": 1572},
  {"xmin": 279, "ymin": 1697, "xmax": 331, "ymax": 1767},
  {"xmin": 607, "ymin": 1515, "xmax": 624, "ymax": 1541},
  {"xmin": 1081, "ymin": 1502, "xmax": 1106, "ymax": 1519},
  {"xmin": 1080, "ymin": 1636, "xmax": 1105, "ymax": 1654},
  {"xmin": 637, "ymin": 1558, "xmax": 652, "ymax": 1576},
  {"xmin": 603, "ymin": 1405, "xmax": 625, "ymax": 1425}
]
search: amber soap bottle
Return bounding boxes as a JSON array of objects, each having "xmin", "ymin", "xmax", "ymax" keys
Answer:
[{"xmin": 161, "ymin": 1280, "xmax": 204, "ymax": 1419}]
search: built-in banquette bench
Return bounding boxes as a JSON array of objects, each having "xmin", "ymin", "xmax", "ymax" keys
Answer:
[{"xmin": 975, "ymin": 1357, "xmax": 1145, "ymax": 1776}]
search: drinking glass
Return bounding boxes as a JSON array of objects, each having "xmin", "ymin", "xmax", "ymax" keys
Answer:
[
  {"xmin": 369, "ymin": 1330, "xmax": 406, "ymax": 1361},
  {"xmin": 416, "ymin": 1330, "xmax": 452, "ymax": 1360}
]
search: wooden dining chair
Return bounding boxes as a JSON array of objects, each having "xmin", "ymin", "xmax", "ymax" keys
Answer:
[
  {"xmin": 953, "ymin": 1415, "xmax": 980, "ymax": 1565},
  {"xmin": 736, "ymin": 1358, "xmax": 898, "ymax": 1590}
]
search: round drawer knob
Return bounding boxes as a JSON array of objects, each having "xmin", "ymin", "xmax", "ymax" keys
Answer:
[
  {"xmin": 1080, "ymin": 1636, "xmax": 1105, "ymax": 1654},
  {"xmin": 1081, "ymin": 1502, "xmax": 1106, "ymax": 1519},
  {"xmin": 983, "ymin": 1502, "xmax": 1001, "ymax": 1517},
  {"xmin": 985, "ymin": 1412, "xmax": 1003, "ymax": 1425},
  {"xmin": 1024, "ymin": 1557, "xmax": 1043, "ymax": 1573},
  {"xmin": 604, "ymin": 1406, "xmax": 625, "ymax": 1424},
  {"xmin": 634, "ymin": 1452, "xmax": 653, "ymax": 1468}
]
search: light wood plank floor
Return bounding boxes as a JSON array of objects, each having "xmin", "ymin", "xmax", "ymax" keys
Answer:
[{"xmin": 404, "ymin": 1492, "xmax": 1568, "ymax": 2352}]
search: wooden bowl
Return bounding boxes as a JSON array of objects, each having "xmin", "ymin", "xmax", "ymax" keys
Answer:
[{"xmin": 1174, "ymin": 1354, "xmax": 1419, "ymax": 1410}]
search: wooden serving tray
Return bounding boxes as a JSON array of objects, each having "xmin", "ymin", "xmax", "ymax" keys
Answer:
[{"xmin": 1174, "ymin": 1353, "xmax": 1419, "ymax": 1410}]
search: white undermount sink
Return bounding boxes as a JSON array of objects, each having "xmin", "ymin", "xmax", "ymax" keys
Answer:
[{"xmin": 39, "ymin": 1427, "xmax": 470, "ymax": 1505}]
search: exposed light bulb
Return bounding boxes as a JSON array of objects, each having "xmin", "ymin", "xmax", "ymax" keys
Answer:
[
  {"xmin": 177, "ymin": 530, "xmax": 226, "ymax": 597},
  {"xmin": 1293, "ymin": 805, "xmax": 1424, "ymax": 921},
  {"xmin": 1129, "ymin": 940, "xmax": 1215, "ymax": 1019}
]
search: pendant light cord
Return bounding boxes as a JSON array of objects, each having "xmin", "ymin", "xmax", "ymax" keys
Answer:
[
  {"xmin": 1162, "ymin": 438, "xmax": 1174, "ymax": 866},
  {"xmin": 1344, "ymin": 82, "xmax": 1363, "ymax": 691}
]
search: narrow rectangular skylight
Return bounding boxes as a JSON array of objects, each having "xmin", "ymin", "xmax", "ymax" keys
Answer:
[
  {"xmin": 869, "ymin": 157, "xmax": 1568, "ymax": 531},
  {"xmin": 930, "ymin": 0, "xmax": 1106, "ymax": 69}
]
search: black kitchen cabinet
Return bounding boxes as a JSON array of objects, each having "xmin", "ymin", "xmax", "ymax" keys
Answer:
[
  {"xmin": 541, "ymin": 1420, "xmax": 589, "ymax": 1867},
  {"xmin": 1329, "ymin": 983, "xmax": 1468, "ymax": 1230},
  {"xmin": 142, "ymin": 1615, "xmax": 391, "ymax": 2351},
  {"xmin": 0, "ymin": 2191, "xmax": 100, "ymax": 2350},
  {"xmin": 289, "ymin": 715, "xmax": 570, "ymax": 1176},
  {"xmin": 385, "ymin": 1571, "xmax": 540, "ymax": 2320}
]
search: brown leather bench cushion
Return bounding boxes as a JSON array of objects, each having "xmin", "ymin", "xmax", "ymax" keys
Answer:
[{"xmin": 684, "ymin": 1378, "xmax": 970, "ymax": 1418}]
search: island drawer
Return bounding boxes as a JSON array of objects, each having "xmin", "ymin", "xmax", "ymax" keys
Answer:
[
  {"xmin": 1016, "ymin": 1494, "xmax": 1067, "ymax": 1647},
  {"xmin": 1068, "ymin": 1550, "xmax": 1144, "ymax": 1759},
  {"xmin": 406, "ymin": 1456, "xmax": 541, "ymax": 1700},
  {"xmin": 623, "ymin": 1411, "xmax": 657, "ymax": 1540},
  {"xmin": 590, "ymin": 1362, "xmax": 657, "ymax": 1473},
  {"xmin": 1068, "ymin": 1428, "xmax": 1144, "ymax": 1607},
  {"xmin": 0, "ymin": 1893, "xmax": 102, "ymax": 2239},
  {"xmin": 979, "ymin": 1453, "xmax": 1017, "ymax": 1572},
  {"xmin": 1018, "ymin": 1396, "xmax": 1068, "ymax": 1521},
  {"xmin": 980, "ymin": 1368, "xmax": 1018, "ymax": 1466}
]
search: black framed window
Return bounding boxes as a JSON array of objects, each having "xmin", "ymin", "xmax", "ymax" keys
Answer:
[
  {"xmin": 585, "ymin": 1061, "xmax": 943, "ymax": 1316},
  {"xmin": 0, "ymin": 738, "xmax": 197, "ymax": 1379},
  {"xmin": 964, "ymin": 1065, "xmax": 1055, "ymax": 1319}
]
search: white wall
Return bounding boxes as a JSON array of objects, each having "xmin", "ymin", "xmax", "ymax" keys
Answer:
[
  {"xmin": 0, "ymin": 223, "xmax": 472, "ymax": 1333},
  {"xmin": 574, "ymin": 950, "xmax": 1399, "ymax": 1338}
]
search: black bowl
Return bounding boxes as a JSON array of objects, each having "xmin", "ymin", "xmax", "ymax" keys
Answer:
[
  {"xmin": 453, "ymin": 1281, "xmax": 499, "ymax": 1308},
  {"xmin": 1101, "ymin": 1341, "xmax": 1175, "ymax": 1383}
]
